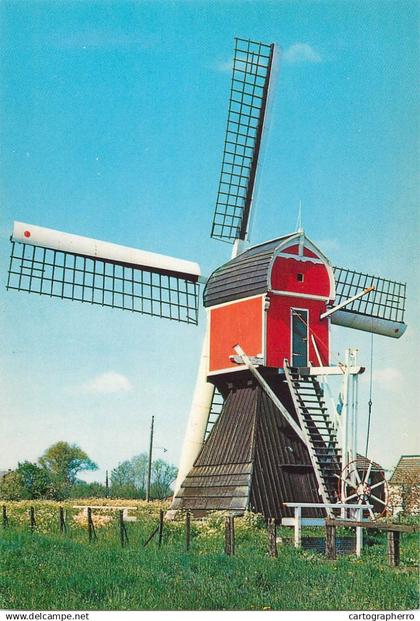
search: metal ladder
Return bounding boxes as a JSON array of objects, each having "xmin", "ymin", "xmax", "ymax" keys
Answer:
[
  {"xmin": 204, "ymin": 387, "xmax": 224, "ymax": 440},
  {"xmin": 284, "ymin": 362, "xmax": 342, "ymax": 510}
]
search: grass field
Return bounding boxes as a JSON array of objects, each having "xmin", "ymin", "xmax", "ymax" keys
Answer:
[{"xmin": 0, "ymin": 500, "xmax": 418, "ymax": 611}]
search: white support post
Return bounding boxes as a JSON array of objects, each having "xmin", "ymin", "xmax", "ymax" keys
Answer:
[
  {"xmin": 356, "ymin": 507, "xmax": 363, "ymax": 557},
  {"xmin": 349, "ymin": 354, "xmax": 355, "ymax": 468},
  {"xmin": 170, "ymin": 231, "xmax": 250, "ymax": 506},
  {"xmin": 294, "ymin": 506, "xmax": 302, "ymax": 548},
  {"xmin": 311, "ymin": 335, "xmax": 341, "ymax": 430},
  {"xmin": 352, "ymin": 352, "xmax": 359, "ymax": 471},
  {"xmin": 340, "ymin": 349, "xmax": 351, "ymax": 515},
  {"xmin": 348, "ymin": 349, "xmax": 359, "ymax": 485},
  {"xmin": 172, "ymin": 325, "xmax": 214, "ymax": 497}
]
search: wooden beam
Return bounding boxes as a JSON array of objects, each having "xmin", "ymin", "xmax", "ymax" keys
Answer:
[
  {"xmin": 267, "ymin": 519, "xmax": 278, "ymax": 558},
  {"xmin": 297, "ymin": 365, "xmax": 365, "ymax": 376},
  {"xmin": 387, "ymin": 531, "xmax": 400, "ymax": 566},
  {"xmin": 325, "ymin": 523, "xmax": 336, "ymax": 560},
  {"xmin": 320, "ymin": 287, "xmax": 375, "ymax": 320},
  {"xmin": 233, "ymin": 345, "xmax": 306, "ymax": 443},
  {"xmin": 325, "ymin": 518, "xmax": 418, "ymax": 533}
]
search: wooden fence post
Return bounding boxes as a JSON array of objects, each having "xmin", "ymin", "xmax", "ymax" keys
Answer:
[
  {"xmin": 185, "ymin": 511, "xmax": 191, "ymax": 551},
  {"xmin": 119, "ymin": 510, "xmax": 129, "ymax": 547},
  {"xmin": 2, "ymin": 505, "xmax": 8, "ymax": 528},
  {"xmin": 387, "ymin": 531, "xmax": 400, "ymax": 567},
  {"xmin": 29, "ymin": 506, "xmax": 35, "ymax": 532},
  {"xmin": 158, "ymin": 509, "xmax": 164, "ymax": 547},
  {"xmin": 224, "ymin": 516, "xmax": 231, "ymax": 555},
  {"xmin": 325, "ymin": 523, "xmax": 336, "ymax": 560},
  {"xmin": 59, "ymin": 507, "xmax": 66, "ymax": 533},
  {"xmin": 87, "ymin": 507, "xmax": 96, "ymax": 542},
  {"xmin": 224, "ymin": 515, "xmax": 235, "ymax": 556},
  {"xmin": 267, "ymin": 518, "xmax": 277, "ymax": 558}
]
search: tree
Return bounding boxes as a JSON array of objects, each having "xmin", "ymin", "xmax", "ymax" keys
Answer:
[
  {"xmin": 398, "ymin": 471, "xmax": 420, "ymax": 515},
  {"xmin": 0, "ymin": 462, "xmax": 57, "ymax": 500},
  {"xmin": 111, "ymin": 453, "xmax": 148, "ymax": 498},
  {"xmin": 68, "ymin": 480, "xmax": 107, "ymax": 499},
  {"xmin": 150, "ymin": 458, "xmax": 178, "ymax": 499},
  {"xmin": 0, "ymin": 470, "xmax": 25, "ymax": 500},
  {"xmin": 38, "ymin": 442, "xmax": 97, "ymax": 485},
  {"xmin": 110, "ymin": 453, "xmax": 177, "ymax": 499},
  {"xmin": 111, "ymin": 459, "xmax": 136, "ymax": 487},
  {"xmin": 110, "ymin": 459, "xmax": 138, "ymax": 498}
]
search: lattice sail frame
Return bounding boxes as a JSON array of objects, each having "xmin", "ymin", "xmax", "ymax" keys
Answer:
[
  {"xmin": 8, "ymin": 241, "xmax": 200, "ymax": 325},
  {"xmin": 333, "ymin": 266, "xmax": 406, "ymax": 323},
  {"xmin": 211, "ymin": 38, "xmax": 274, "ymax": 243}
]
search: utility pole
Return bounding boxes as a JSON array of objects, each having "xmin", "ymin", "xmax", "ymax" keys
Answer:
[
  {"xmin": 105, "ymin": 470, "xmax": 109, "ymax": 498},
  {"xmin": 146, "ymin": 416, "xmax": 154, "ymax": 502}
]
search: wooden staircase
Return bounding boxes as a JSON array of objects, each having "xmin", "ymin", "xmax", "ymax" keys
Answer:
[{"xmin": 284, "ymin": 362, "xmax": 342, "ymax": 510}]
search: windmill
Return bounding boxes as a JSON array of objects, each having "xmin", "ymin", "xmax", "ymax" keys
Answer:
[{"xmin": 6, "ymin": 38, "xmax": 407, "ymax": 520}]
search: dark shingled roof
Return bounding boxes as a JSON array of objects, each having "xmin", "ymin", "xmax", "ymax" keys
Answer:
[
  {"xmin": 203, "ymin": 234, "xmax": 296, "ymax": 308},
  {"xmin": 389, "ymin": 455, "xmax": 420, "ymax": 485}
]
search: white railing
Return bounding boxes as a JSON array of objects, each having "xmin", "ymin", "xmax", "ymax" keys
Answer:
[{"xmin": 282, "ymin": 502, "xmax": 373, "ymax": 556}]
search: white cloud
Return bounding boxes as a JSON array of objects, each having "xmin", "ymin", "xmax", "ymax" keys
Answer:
[
  {"xmin": 283, "ymin": 43, "xmax": 322, "ymax": 64},
  {"xmin": 79, "ymin": 371, "xmax": 133, "ymax": 395}
]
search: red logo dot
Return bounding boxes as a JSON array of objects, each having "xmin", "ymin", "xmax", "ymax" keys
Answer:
[{"xmin": 24, "ymin": 230, "xmax": 31, "ymax": 238}]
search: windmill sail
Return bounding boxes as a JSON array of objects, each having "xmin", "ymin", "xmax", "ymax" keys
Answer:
[
  {"xmin": 331, "ymin": 266, "xmax": 407, "ymax": 338},
  {"xmin": 211, "ymin": 38, "xmax": 275, "ymax": 243},
  {"xmin": 7, "ymin": 222, "xmax": 201, "ymax": 325}
]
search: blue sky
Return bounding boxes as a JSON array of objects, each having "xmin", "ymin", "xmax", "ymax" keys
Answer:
[{"xmin": 0, "ymin": 0, "xmax": 418, "ymax": 481}]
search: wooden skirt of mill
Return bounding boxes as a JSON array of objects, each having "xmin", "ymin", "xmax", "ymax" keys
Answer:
[{"xmin": 170, "ymin": 373, "xmax": 322, "ymax": 520}]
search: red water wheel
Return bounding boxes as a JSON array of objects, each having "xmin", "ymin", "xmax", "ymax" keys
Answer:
[{"xmin": 337, "ymin": 457, "xmax": 390, "ymax": 519}]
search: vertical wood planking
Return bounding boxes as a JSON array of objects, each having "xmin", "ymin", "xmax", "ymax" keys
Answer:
[
  {"xmin": 267, "ymin": 518, "xmax": 277, "ymax": 557},
  {"xmin": 2, "ymin": 505, "xmax": 8, "ymax": 528},
  {"xmin": 119, "ymin": 510, "xmax": 125, "ymax": 547},
  {"xmin": 87, "ymin": 507, "xmax": 96, "ymax": 542},
  {"xmin": 325, "ymin": 523, "xmax": 336, "ymax": 560},
  {"xmin": 119, "ymin": 510, "xmax": 129, "ymax": 547},
  {"xmin": 185, "ymin": 512, "xmax": 191, "ymax": 551},
  {"xmin": 224, "ymin": 515, "xmax": 235, "ymax": 555},
  {"xmin": 30, "ymin": 506, "xmax": 35, "ymax": 532},
  {"xmin": 59, "ymin": 507, "xmax": 66, "ymax": 533},
  {"xmin": 387, "ymin": 531, "xmax": 400, "ymax": 567},
  {"xmin": 158, "ymin": 509, "xmax": 164, "ymax": 547}
]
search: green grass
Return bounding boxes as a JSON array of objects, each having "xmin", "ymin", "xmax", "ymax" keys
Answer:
[{"xmin": 0, "ymin": 501, "xmax": 418, "ymax": 611}]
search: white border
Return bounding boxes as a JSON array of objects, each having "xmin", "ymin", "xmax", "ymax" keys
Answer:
[
  {"xmin": 206, "ymin": 292, "xmax": 264, "ymax": 311},
  {"xmin": 270, "ymin": 290, "xmax": 330, "ymax": 302},
  {"xmin": 208, "ymin": 295, "xmax": 265, "ymax": 376},
  {"xmin": 267, "ymin": 233, "xmax": 336, "ymax": 300}
]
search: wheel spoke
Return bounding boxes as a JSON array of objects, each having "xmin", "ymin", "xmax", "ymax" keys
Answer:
[
  {"xmin": 370, "ymin": 480, "xmax": 385, "ymax": 491},
  {"xmin": 354, "ymin": 467, "xmax": 362, "ymax": 485},
  {"xmin": 341, "ymin": 477, "xmax": 357, "ymax": 490},
  {"xmin": 368, "ymin": 506, "xmax": 375, "ymax": 520},
  {"xmin": 365, "ymin": 461, "xmax": 373, "ymax": 484},
  {"xmin": 343, "ymin": 492, "xmax": 359, "ymax": 502},
  {"xmin": 370, "ymin": 494, "xmax": 387, "ymax": 506}
]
